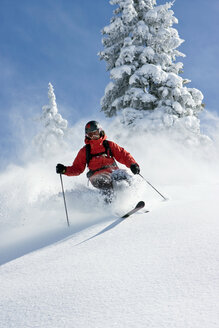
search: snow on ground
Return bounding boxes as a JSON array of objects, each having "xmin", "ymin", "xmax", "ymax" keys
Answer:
[
  {"xmin": 0, "ymin": 182, "xmax": 218, "ymax": 328},
  {"xmin": 0, "ymin": 121, "xmax": 219, "ymax": 327}
]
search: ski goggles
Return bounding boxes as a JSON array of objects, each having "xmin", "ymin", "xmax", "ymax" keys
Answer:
[{"xmin": 86, "ymin": 130, "xmax": 100, "ymax": 139}]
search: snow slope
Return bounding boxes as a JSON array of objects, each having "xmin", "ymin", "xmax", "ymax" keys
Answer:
[
  {"xmin": 0, "ymin": 181, "xmax": 219, "ymax": 328},
  {"xmin": 0, "ymin": 121, "xmax": 219, "ymax": 327}
]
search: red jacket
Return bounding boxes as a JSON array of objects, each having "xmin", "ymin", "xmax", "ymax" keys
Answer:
[{"xmin": 65, "ymin": 135, "xmax": 138, "ymax": 177}]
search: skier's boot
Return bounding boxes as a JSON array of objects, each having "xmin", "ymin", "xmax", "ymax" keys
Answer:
[{"xmin": 100, "ymin": 188, "xmax": 114, "ymax": 204}]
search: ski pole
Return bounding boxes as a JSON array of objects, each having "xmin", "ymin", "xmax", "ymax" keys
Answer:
[
  {"xmin": 59, "ymin": 174, "xmax": 70, "ymax": 227},
  {"xmin": 138, "ymin": 173, "xmax": 167, "ymax": 201}
]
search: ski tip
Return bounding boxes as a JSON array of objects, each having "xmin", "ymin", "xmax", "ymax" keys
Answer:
[{"xmin": 136, "ymin": 201, "xmax": 145, "ymax": 208}]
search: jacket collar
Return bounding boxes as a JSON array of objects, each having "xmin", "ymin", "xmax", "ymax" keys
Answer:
[{"xmin": 84, "ymin": 134, "xmax": 107, "ymax": 146}]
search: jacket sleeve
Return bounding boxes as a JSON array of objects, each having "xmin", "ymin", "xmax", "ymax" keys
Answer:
[
  {"xmin": 108, "ymin": 141, "xmax": 138, "ymax": 168},
  {"xmin": 65, "ymin": 147, "xmax": 87, "ymax": 176}
]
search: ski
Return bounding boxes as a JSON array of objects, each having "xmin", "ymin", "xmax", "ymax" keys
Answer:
[
  {"xmin": 121, "ymin": 201, "xmax": 146, "ymax": 219},
  {"xmin": 76, "ymin": 201, "xmax": 148, "ymax": 245}
]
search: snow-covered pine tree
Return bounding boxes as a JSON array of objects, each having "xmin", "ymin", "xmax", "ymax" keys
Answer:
[
  {"xmin": 34, "ymin": 83, "xmax": 68, "ymax": 156},
  {"xmin": 99, "ymin": 0, "xmax": 204, "ymax": 135}
]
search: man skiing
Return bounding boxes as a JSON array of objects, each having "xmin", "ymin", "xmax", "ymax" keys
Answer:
[{"xmin": 56, "ymin": 121, "xmax": 140, "ymax": 197}]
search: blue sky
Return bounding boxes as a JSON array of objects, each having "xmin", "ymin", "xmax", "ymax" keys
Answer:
[{"xmin": 0, "ymin": 0, "xmax": 218, "ymax": 166}]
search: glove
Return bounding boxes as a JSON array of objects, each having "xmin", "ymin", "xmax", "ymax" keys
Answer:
[
  {"xmin": 56, "ymin": 163, "xmax": 67, "ymax": 174},
  {"xmin": 130, "ymin": 163, "xmax": 140, "ymax": 175}
]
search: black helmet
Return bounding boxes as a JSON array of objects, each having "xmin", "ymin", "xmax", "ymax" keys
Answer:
[
  {"xmin": 85, "ymin": 120, "xmax": 105, "ymax": 139},
  {"xmin": 85, "ymin": 121, "xmax": 102, "ymax": 134}
]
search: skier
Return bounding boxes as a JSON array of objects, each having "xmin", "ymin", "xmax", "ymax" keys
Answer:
[{"xmin": 56, "ymin": 121, "xmax": 140, "ymax": 198}]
